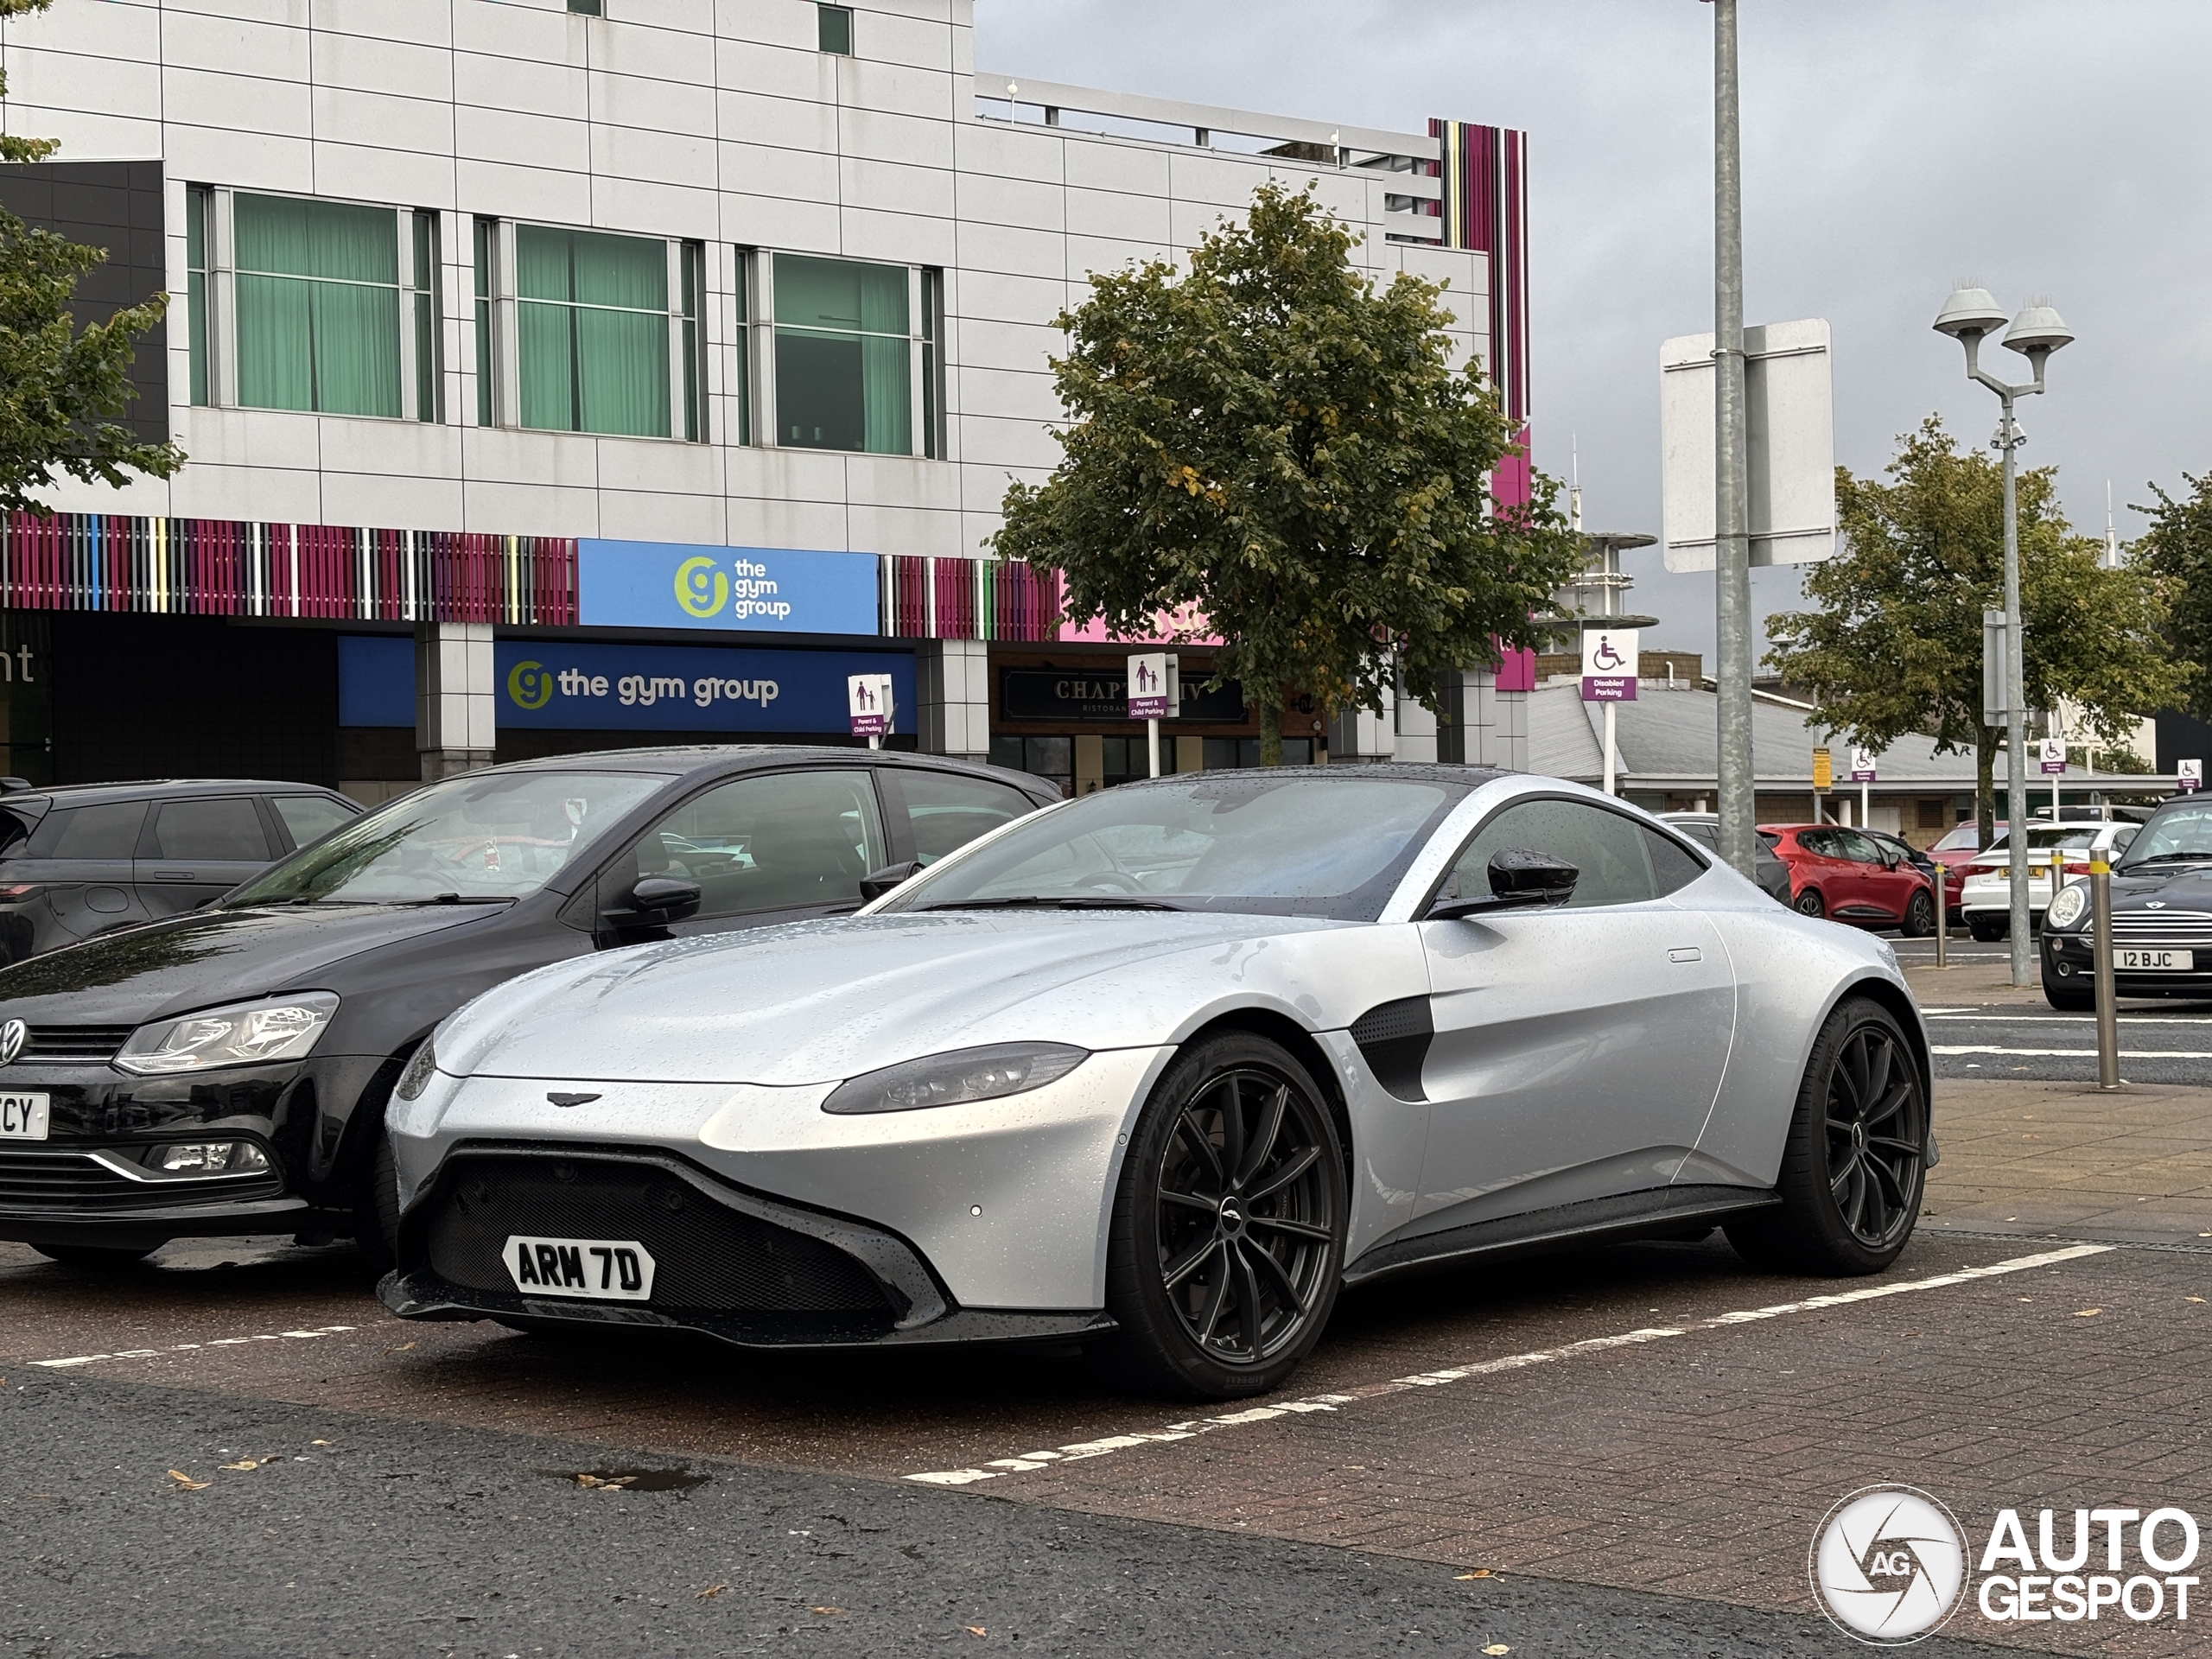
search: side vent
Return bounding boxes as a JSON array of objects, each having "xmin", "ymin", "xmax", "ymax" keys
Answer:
[{"xmin": 1349, "ymin": 996, "xmax": 1433, "ymax": 1103}]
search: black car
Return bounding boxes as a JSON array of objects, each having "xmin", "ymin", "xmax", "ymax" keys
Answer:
[
  {"xmin": 0, "ymin": 747, "xmax": 1056, "ymax": 1268},
  {"xmin": 1656, "ymin": 811, "xmax": 1792, "ymax": 905},
  {"xmin": 2040, "ymin": 794, "xmax": 2212, "ymax": 1010},
  {"xmin": 0, "ymin": 779, "xmax": 359, "ymax": 963}
]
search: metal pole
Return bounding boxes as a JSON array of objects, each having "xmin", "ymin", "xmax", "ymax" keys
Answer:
[
  {"xmin": 2001, "ymin": 397, "xmax": 2031, "ymax": 985},
  {"xmin": 1932, "ymin": 865, "xmax": 1948, "ymax": 969},
  {"xmin": 2091, "ymin": 856, "xmax": 2120, "ymax": 1090},
  {"xmin": 1860, "ymin": 779, "xmax": 1870, "ymax": 830},
  {"xmin": 1604, "ymin": 702, "xmax": 1618, "ymax": 794},
  {"xmin": 1147, "ymin": 716, "xmax": 1160, "ymax": 778},
  {"xmin": 1713, "ymin": 0, "xmax": 1755, "ymax": 880}
]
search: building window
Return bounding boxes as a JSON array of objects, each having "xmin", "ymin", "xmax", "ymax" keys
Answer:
[
  {"xmin": 232, "ymin": 194, "xmax": 404, "ymax": 418},
  {"xmin": 515, "ymin": 225, "xmax": 673, "ymax": 439},
  {"xmin": 732, "ymin": 247, "xmax": 753, "ymax": 446},
  {"xmin": 921, "ymin": 266, "xmax": 945, "ymax": 460},
  {"xmin": 185, "ymin": 184, "xmax": 212, "ymax": 406},
  {"xmin": 568, "ymin": 0, "xmax": 603, "ymax": 14},
  {"xmin": 817, "ymin": 4, "xmax": 852, "ymax": 54},
  {"xmin": 773, "ymin": 252, "xmax": 910, "ymax": 454},
  {"xmin": 473, "ymin": 217, "xmax": 496, "ymax": 426},
  {"xmin": 410, "ymin": 209, "xmax": 442, "ymax": 424},
  {"xmin": 680, "ymin": 239, "xmax": 705, "ymax": 443}
]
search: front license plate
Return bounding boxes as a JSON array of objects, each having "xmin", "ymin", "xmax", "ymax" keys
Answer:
[
  {"xmin": 0, "ymin": 1093, "xmax": 49, "ymax": 1141},
  {"xmin": 2119, "ymin": 949, "xmax": 2193, "ymax": 971},
  {"xmin": 502, "ymin": 1235, "xmax": 656, "ymax": 1301}
]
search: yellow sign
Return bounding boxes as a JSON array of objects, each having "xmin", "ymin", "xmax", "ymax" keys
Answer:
[{"xmin": 1812, "ymin": 747, "xmax": 1833, "ymax": 791}]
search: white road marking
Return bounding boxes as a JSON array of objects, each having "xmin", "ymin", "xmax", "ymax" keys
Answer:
[
  {"xmin": 1933, "ymin": 1045, "xmax": 2212, "ymax": 1059},
  {"xmin": 1927, "ymin": 1014, "xmax": 2212, "ymax": 1026},
  {"xmin": 31, "ymin": 1325, "xmax": 355, "ymax": 1369},
  {"xmin": 903, "ymin": 1244, "xmax": 2112, "ymax": 1488}
]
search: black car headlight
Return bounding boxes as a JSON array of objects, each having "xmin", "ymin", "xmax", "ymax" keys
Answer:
[
  {"xmin": 821, "ymin": 1043, "xmax": 1090, "ymax": 1116},
  {"xmin": 2045, "ymin": 881, "xmax": 2089, "ymax": 932},
  {"xmin": 114, "ymin": 993, "xmax": 339, "ymax": 1076}
]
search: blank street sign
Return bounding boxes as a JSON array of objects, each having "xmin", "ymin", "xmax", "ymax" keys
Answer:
[{"xmin": 1660, "ymin": 318, "xmax": 1836, "ymax": 571}]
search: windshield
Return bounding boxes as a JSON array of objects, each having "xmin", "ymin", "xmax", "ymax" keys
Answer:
[
  {"xmin": 876, "ymin": 773, "xmax": 1466, "ymax": 921},
  {"xmin": 228, "ymin": 770, "xmax": 667, "ymax": 906},
  {"xmin": 1980, "ymin": 827, "xmax": 2094, "ymax": 857},
  {"xmin": 1931, "ymin": 823, "xmax": 1991, "ymax": 854},
  {"xmin": 2118, "ymin": 804, "xmax": 2212, "ymax": 869}
]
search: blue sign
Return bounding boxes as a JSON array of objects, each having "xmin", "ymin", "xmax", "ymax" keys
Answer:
[
  {"xmin": 339, "ymin": 634, "xmax": 415, "ymax": 727},
  {"xmin": 577, "ymin": 539, "xmax": 880, "ymax": 635},
  {"xmin": 495, "ymin": 641, "xmax": 912, "ymax": 734}
]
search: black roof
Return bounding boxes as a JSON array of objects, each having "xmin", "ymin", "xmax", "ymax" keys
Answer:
[
  {"xmin": 3, "ymin": 779, "xmax": 353, "ymax": 811},
  {"xmin": 468, "ymin": 745, "xmax": 1061, "ymax": 796}
]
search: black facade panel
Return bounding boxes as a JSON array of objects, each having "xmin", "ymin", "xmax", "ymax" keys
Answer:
[
  {"xmin": 0, "ymin": 161, "xmax": 169, "ymax": 445},
  {"xmin": 2155, "ymin": 709, "xmax": 2212, "ymax": 775}
]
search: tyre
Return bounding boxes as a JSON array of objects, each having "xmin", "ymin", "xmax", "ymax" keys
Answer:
[
  {"xmin": 1794, "ymin": 888, "xmax": 1825, "ymax": 918},
  {"xmin": 1100, "ymin": 1033, "xmax": 1346, "ymax": 1400},
  {"xmin": 35, "ymin": 1243, "xmax": 156, "ymax": 1268},
  {"xmin": 353, "ymin": 1119, "xmax": 402, "ymax": 1276},
  {"xmin": 1726, "ymin": 996, "xmax": 1928, "ymax": 1275},
  {"xmin": 2043, "ymin": 973, "xmax": 2094, "ymax": 1013},
  {"xmin": 1900, "ymin": 889, "xmax": 1936, "ymax": 938},
  {"xmin": 1965, "ymin": 912, "xmax": 2006, "ymax": 943}
]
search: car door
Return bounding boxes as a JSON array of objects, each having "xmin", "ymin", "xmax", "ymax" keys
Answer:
[
  {"xmin": 1834, "ymin": 828, "xmax": 1905, "ymax": 923},
  {"xmin": 594, "ymin": 766, "xmax": 890, "ymax": 944},
  {"xmin": 1411, "ymin": 796, "xmax": 1736, "ymax": 1230},
  {"xmin": 29, "ymin": 799, "xmax": 150, "ymax": 941},
  {"xmin": 136, "ymin": 794, "xmax": 279, "ymax": 920},
  {"xmin": 878, "ymin": 766, "xmax": 1041, "ymax": 868},
  {"xmin": 1796, "ymin": 828, "xmax": 1856, "ymax": 912}
]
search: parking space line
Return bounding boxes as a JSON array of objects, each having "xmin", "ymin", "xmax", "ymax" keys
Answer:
[
  {"xmin": 1932, "ymin": 1044, "xmax": 2212, "ymax": 1058},
  {"xmin": 903, "ymin": 1243, "xmax": 2111, "ymax": 1488},
  {"xmin": 30, "ymin": 1325, "xmax": 355, "ymax": 1369}
]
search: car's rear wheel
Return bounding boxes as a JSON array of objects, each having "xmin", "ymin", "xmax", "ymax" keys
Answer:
[
  {"xmin": 1101, "ymin": 1033, "xmax": 1345, "ymax": 1400},
  {"xmin": 353, "ymin": 1118, "xmax": 402, "ymax": 1276},
  {"xmin": 1794, "ymin": 888, "xmax": 1825, "ymax": 918},
  {"xmin": 1900, "ymin": 889, "xmax": 1936, "ymax": 938},
  {"xmin": 35, "ymin": 1243, "xmax": 156, "ymax": 1268},
  {"xmin": 1726, "ymin": 996, "xmax": 1927, "ymax": 1275},
  {"xmin": 1966, "ymin": 913, "xmax": 2006, "ymax": 943}
]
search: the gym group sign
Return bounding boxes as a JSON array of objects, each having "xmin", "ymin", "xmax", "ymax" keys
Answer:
[
  {"xmin": 497, "ymin": 641, "xmax": 912, "ymax": 734},
  {"xmin": 576, "ymin": 539, "xmax": 879, "ymax": 636}
]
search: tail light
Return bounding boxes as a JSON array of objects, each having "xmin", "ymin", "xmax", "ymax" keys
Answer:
[
  {"xmin": 2061, "ymin": 861, "xmax": 2090, "ymax": 876},
  {"xmin": 0, "ymin": 884, "xmax": 36, "ymax": 900}
]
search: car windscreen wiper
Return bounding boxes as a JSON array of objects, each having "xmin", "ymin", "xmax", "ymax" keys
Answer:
[
  {"xmin": 2120, "ymin": 853, "xmax": 2212, "ymax": 867},
  {"xmin": 270, "ymin": 893, "xmax": 516, "ymax": 907},
  {"xmin": 919, "ymin": 895, "xmax": 1185, "ymax": 912}
]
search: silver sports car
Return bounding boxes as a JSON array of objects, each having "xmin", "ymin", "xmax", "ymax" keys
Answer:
[{"xmin": 380, "ymin": 766, "xmax": 1932, "ymax": 1399}]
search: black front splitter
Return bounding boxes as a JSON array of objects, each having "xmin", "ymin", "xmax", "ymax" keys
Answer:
[{"xmin": 378, "ymin": 1268, "xmax": 1115, "ymax": 1351}]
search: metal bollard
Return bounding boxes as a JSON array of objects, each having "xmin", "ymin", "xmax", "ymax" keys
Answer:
[
  {"xmin": 1931, "ymin": 865, "xmax": 1948, "ymax": 968},
  {"xmin": 2091, "ymin": 857, "xmax": 2121, "ymax": 1091}
]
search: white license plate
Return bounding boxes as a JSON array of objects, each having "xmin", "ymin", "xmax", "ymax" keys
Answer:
[
  {"xmin": 0, "ymin": 1093, "xmax": 49, "ymax": 1141},
  {"xmin": 502, "ymin": 1235, "xmax": 656, "ymax": 1301},
  {"xmin": 2120, "ymin": 949, "xmax": 2193, "ymax": 971}
]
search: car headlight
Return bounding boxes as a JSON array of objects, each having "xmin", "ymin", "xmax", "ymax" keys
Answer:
[
  {"xmin": 394, "ymin": 1039, "xmax": 439, "ymax": 1102},
  {"xmin": 114, "ymin": 993, "xmax": 339, "ymax": 1076},
  {"xmin": 821, "ymin": 1042, "xmax": 1089, "ymax": 1116},
  {"xmin": 2045, "ymin": 881, "xmax": 2089, "ymax": 931}
]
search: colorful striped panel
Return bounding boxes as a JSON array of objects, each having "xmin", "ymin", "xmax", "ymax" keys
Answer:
[{"xmin": 1429, "ymin": 118, "xmax": 1530, "ymax": 428}]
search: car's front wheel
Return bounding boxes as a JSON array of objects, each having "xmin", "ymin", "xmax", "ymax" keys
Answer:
[
  {"xmin": 2043, "ymin": 971, "xmax": 2094, "ymax": 1013},
  {"xmin": 1101, "ymin": 1033, "xmax": 1346, "ymax": 1400},
  {"xmin": 1900, "ymin": 889, "xmax": 1936, "ymax": 938},
  {"xmin": 1726, "ymin": 996, "xmax": 1927, "ymax": 1275}
]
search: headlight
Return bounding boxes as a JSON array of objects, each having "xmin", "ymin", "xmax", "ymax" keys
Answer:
[
  {"xmin": 115, "ymin": 993, "xmax": 338, "ymax": 1075},
  {"xmin": 821, "ymin": 1042, "xmax": 1089, "ymax": 1116},
  {"xmin": 2045, "ymin": 881, "xmax": 2089, "ymax": 931},
  {"xmin": 394, "ymin": 1039, "xmax": 439, "ymax": 1102}
]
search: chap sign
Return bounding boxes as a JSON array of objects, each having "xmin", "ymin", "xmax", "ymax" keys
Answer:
[{"xmin": 1580, "ymin": 628, "xmax": 1638, "ymax": 702}]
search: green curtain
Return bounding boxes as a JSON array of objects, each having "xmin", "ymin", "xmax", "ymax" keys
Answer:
[
  {"xmin": 233, "ymin": 194, "xmax": 400, "ymax": 417},
  {"xmin": 775, "ymin": 254, "xmax": 910, "ymax": 455},
  {"xmin": 516, "ymin": 226, "xmax": 669, "ymax": 438}
]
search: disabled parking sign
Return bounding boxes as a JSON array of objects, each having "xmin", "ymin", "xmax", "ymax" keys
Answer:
[{"xmin": 1580, "ymin": 627, "xmax": 1639, "ymax": 702}]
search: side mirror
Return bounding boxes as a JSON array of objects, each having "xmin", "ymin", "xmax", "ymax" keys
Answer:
[
  {"xmin": 619, "ymin": 876, "xmax": 702, "ymax": 925},
  {"xmin": 859, "ymin": 860, "xmax": 922, "ymax": 902},
  {"xmin": 1425, "ymin": 848, "xmax": 1579, "ymax": 920}
]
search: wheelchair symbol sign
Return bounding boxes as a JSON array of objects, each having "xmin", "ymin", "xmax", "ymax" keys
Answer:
[{"xmin": 1580, "ymin": 628, "xmax": 1640, "ymax": 702}]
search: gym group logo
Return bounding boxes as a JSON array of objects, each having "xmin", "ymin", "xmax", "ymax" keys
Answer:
[{"xmin": 1810, "ymin": 1486, "xmax": 1969, "ymax": 1643}]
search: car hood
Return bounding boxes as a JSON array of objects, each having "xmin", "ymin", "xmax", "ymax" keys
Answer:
[
  {"xmin": 0, "ymin": 903, "xmax": 501, "ymax": 1024},
  {"xmin": 440, "ymin": 909, "xmax": 1365, "ymax": 1086},
  {"xmin": 2111, "ymin": 863, "xmax": 2212, "ymax": 906}
]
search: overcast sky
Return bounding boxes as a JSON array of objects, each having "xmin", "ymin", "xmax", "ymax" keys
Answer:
[{"xmin": 972, "ymin": 0, "xmax": 2212, "ymax": 664}]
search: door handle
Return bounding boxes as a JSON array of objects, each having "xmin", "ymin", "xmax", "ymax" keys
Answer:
[
  {"xmin": 1668, "ymin": 946, "xmax": 1703, "ymax": 963},
  {"xmin": 151, "ymin": 870, "xmax": 196, "ymax": 880}
]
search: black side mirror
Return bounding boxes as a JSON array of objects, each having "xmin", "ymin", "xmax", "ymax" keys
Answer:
[
  {"xmin": 859, "ymin": 861, "xmax": 923, "ymax": 902},
  {"xmin": 1425, "ymin": 848, "xmax": 1580, "ymax": 920},
  {"xmin": 619, "ymin": 876, "xmax": 702, "ymax": 925}
]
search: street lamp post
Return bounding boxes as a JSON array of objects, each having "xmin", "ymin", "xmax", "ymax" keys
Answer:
[{"xmin": 1933, "ymin": 285, "xmax": 2075, "ymax": 987}]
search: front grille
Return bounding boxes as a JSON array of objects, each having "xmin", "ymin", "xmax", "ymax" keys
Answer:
[
  {"xmin": 2113, "ymin": 912, "xmax": 2212, "ymax": 948},
  {"xmin": 0, "ymin": 1148, "xmax": 283, "ymax": 1211},
  {"xmin": 424, "ymin": 1154, "xmax": 893, "ymax": 1318},
  {"xmin": 16, "ymin": 1025, "xmax": 135, "ymax": 1064}
]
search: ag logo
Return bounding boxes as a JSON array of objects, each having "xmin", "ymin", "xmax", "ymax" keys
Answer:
[
  {"xmin": 505, "ymin": 658, "xmax": 554, "ymax": 710},
  {"xmin": 1810, "ymin": 1485, "xmax": 1968, "ymax": 1644},
  {"xmin": 0, "ymin": 1019, "xmax": 23, "ymax": 1065},
  {"xmin": 674, "ymin": 555, "xmax": 728, "ymax": 620}
]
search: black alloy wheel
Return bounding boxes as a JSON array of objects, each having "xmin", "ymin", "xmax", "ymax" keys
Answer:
[
  {"xmin": 1726, "ymin": 996, "xmax": 1928, "ymax": 1274},
  {"xmin": 1901, "ymin": 888, "xmax": 1936, "ymax": 938},
  {"xmin": 1795, "ymin": 888, "xmax": 1826, "ymax": 918},
  {"xmin": 1103, "ymin": 1033, "xmax": 1346, "ymax": 1398}
]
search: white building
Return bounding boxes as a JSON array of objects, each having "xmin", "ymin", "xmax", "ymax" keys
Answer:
[{"xmin": 0, "ymin": 0, "xmax": 1531, "ymax": 798}]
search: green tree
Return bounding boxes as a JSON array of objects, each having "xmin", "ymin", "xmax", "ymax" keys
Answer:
[
  {"xmin": 992, "ymin": 181, "xmax": 1581, "ymax": 763},
  {"xmin": 2132, "ymin": 469, "xmax": 2212, "ymax": 722},
  {"xmin": 0, "ymin": 0, "xmax": 184, "ymax": 513},
  {"xmin": 1767, "ymin": 415, "xmax": 2186, "ymax": 841}
]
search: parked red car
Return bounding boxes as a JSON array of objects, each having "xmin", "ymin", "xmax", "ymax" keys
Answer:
[{"xmin": 1760, "ymin": 823, "xmax": 1950, "ymax": 936}]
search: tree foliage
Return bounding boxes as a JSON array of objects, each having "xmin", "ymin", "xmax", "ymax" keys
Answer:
[
  {"xmin": 1767, "ymin": 416, "xmax": 2187, "ymax": 836},
  {"xmin": 2132, "ymin": 468, "xmax": 2212, "ymax": 723},
  {"xmin": 0, "ymin": 0, "xmax": 184, "ymax": 512},
  {"xmin": 992, "ymin": 181, "xmax": 1582, "ymax": 761}
]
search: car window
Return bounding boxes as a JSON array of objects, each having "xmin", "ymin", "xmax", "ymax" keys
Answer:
[
  {"xmin": 1673, "ymin": 821, "xmax": 1719, "ymax": 852},
  {"xmin": 271, "ymin": 794, "xmax": 357, "ymax": 849},
  {"xmin": 892, "ymin": 770, "xmax": 1037, "ymax": 866},
  {"xmin": 1447, "ymin": 798, "xmax": 1657, "ymax": 909},
  {"xmin": 630, "ymin": 769, "xmax": 887, "ymax": 918},
  {"xmin": 40, "ymin": 801, "xmax": 148, "ymax": 861},
  {"xmin": 150, "ymin": 797, "xmax": 272, "ymax": 861},
  {"xmin": 1931, "ymin": 823, "xmax": 1983, "ymax": 854},
  {"xmin": 1644, "ymin": 828, "xmax": 1706, "ymax": 897},
  {"xmin": 2113, "ymin": 826, "xmax": 2138, "ymax": 851},
  {"xmin": 1795, "ymin": 828, "xmax": 1838, "ymax": 858},
  {"xmin": 1835, "ymin": 830, "xmax": 1885, "ymax": 864}
]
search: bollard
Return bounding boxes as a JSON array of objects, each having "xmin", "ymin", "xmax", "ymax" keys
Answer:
[
  {"xmin": 2090, "ymin": 858, "xmax": 2121, "ymax": 1090},
  {"xmin": 1931, "ymin": 865, "xmax": 1948, "ymax": 969}
]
